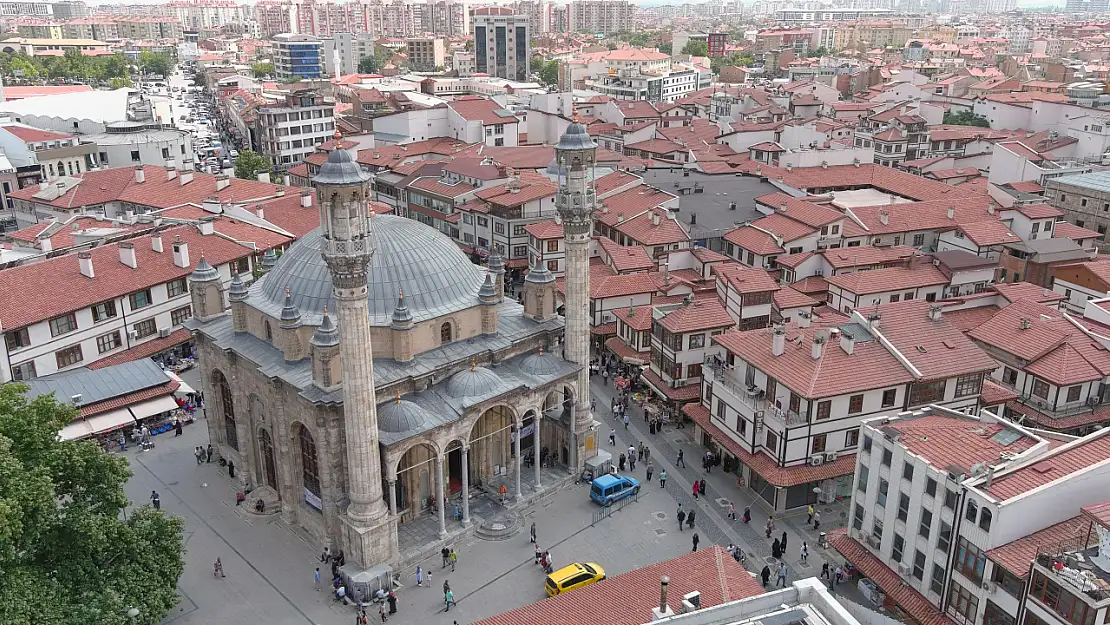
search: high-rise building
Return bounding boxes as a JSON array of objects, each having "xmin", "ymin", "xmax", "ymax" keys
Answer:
[
  {"xmin": 407, "ymin": 37, "xmax": 446, "ymax": 72},
  {"xmin": 472, "ymin": 7, "xmax": 530, "ymax": 82},
  {"xmin": 257, "ymin": 88, "xmax": 335, "ymax": 168},
  {"xmin": 167, "ymin": 0, "xmax": 247, "ymax": 31},
  {"xmin": 568, "ymin": 0, "xmax": 634, "ymax": 35},
  {"xmin": 328, "ymin": 32, "xmax": 376, "ymax": 77},
  {"xmin": 272, "ymin": 34, "xmax": 326, "ymax": 80}
]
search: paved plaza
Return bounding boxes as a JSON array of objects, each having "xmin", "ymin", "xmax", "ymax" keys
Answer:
[{"xmin": 127, "ymin": 368, "xmax": 861, "ymax": 625}]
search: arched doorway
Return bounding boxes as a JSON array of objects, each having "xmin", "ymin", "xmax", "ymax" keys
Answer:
[
  {"xmin": 395, "ymin": 442, "xmax": 438, "ymax": 522},
  {"xmin": 445, "ymin": 440, "xmax": 465, "ymax": 495},
  {"xmin": 258, "ymin": 429, "xmax": 278, "ymax": 491},
  {"xmin": 469, "ymin": 405, "xmax": 514, "ymax": 489},
  {"xmin": 214, "ymin": 370, "xmax": 238, "ymax": 451},
  {"xmin": 297, "ymin": 424, "xmax": 322, "ymax": 511}
]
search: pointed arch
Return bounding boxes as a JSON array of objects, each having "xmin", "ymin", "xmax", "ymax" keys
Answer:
[{"xmin": 214, "ymin": 369, "xmax": 238, "ymax": 451}]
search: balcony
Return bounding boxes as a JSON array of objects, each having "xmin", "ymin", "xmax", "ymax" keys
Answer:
[
  {"xmin": 1033, "ymin": 536, "xmax": 1110, "ymax": 606},
  {"xmin": 704, "ymin": 355, "xmax": 807, "ymax": 426}
]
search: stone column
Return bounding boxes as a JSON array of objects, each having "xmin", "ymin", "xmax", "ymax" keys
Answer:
[
  {"xmin": 435, "ymin": 455, "xmax": 447, "ymax": 538},
  {"xmin": 533, "ymin": 414, "xmax": 542, "ymax": 491},
  {"xmin": 514, "ymin": 419, "xmax": 523, "ymax": 502},
  {"xmin": 461, "ymin": 445, "xmax": 471, "ymax": 527},
  {"xmin": 387, "ymin": 476, "xmax": 397, "ymax": 516}
]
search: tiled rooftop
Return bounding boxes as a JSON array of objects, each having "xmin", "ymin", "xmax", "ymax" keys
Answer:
[
  {"xmin": 985, "ymin": 429, "xmax": 1110, "ymax": 501},
  {"xmin": 881, "ymin": 412, "xmax": 1040, "ymax": 473}
]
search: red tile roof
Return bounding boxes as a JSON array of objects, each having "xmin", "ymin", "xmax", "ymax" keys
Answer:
[
  {"xmin": 524, "ymin": 219, "xmax": 563, "ymax": 239},
  {"xmin": 357, "ymin": 138, "xmax": 471, "ymax": 169},
  {"xmin": 956, "ymin": 220, "xmax": 1022, "ymax": 247},
  {"xmin": 847, "ymin": 196, "xmax": 999, "ymax": 237},
  {"xmin": 684, "ymin": 403, "xmax": 855, "ymax": 486},
  {"xmin": 773, "ymin": 286, "xmax": 818, "ymax": 310},
  {"xmin": 600, "ymin": 205, "xmax": 689, "ymax": 247},
  {"xmin": 408, "ymin": 176, "xmax": 481, "ymax": 198},
  {"xmin": 986, "ymin": 515, "xmax": 1091, "ymax": 577},
  {"xmin": 754, "ymin": 193, "xmax": 844, "ymax": 228},
  {"xmin": 823, "ymin": 246, "xmax": 918, "ymax": 269},
  {"xmin": 605, "ymin": 336, "xmax": 648, "ymax": 362},
  {"xmin": 715, "ymin": 264, "xmax": 780, "ymax": 295},
  {"xmin": 828, "ymin": 530, "xmax": 956, "ymax": 625},
  {"xmin": 475, "ymin": 180, "xmax": 558, "ymax": 206},
  {"xmin": 871, "ymin": 300, "xmax": 998, "ymax": 381},
  {"xmin": 985, "ymin": 430, "xmax": 1110, "ymax": 501},
  {"xmin": 2, "ymin": 124, "xmax": 74, "ymax": 142},
  {"xmin": 657, "ymin": 299, "xmax": 734, "ymax": 333},
  {"xmin": 624, "ymin": 138, "xmax": 685, "ymax": 157},
  {"xmin": 740, "ymin": 163, "xmax": 981, "ymax": 202},
  {"xmin": 0, "ymin": 225, "xmax": 249, "ymax": 331},
  {"xmin": 1054, "ymin": 221, "xmax": 1103, "ymax": 242},
  {"xmin": 1010, "ymin": 203, "xmax": 1063, "ymax": 219},
  {"xmin": 79, "ymin": 381, "xmax": 180, "ymax": 419},
  {"xmin": 825, "ymin": 265, "xmax": 948, "ymax": 296},
  {"xmin": 448, "ymin": 96, "xmax": 519, "ymax": 125},
  {"xmin": 614, "ymin": 304, "xmax": 654, "ymax": 331},
  {"xmin": 884, "ymin": 413, "xmax": 1039, "ymax": 472},
  {"xmin": 991, "ymin": 282, "xmax": 1066, "ymax": 304},
  {"xmin": 87, "ymin": 329, "xmax": 193, "ymax": 370},
  {"xmin": 981, "ymin": 379, "xmax": 1018, "ymax": 405},
  {"xmin": 723, "ymin": 226, "xmax": 782, "ymax": 255},
  {"xmin": 595, "ymin": 170, "xmax": 641, "ymax": 196},
  {"xmin": 472, "ymin": 546, "xmax": 764, "ymax": 625},
  {"xmin": 589, "ymin": 272, "xmax": 664, "ymax": 299},
  {"xmin": 940, "ymin": 304, "xmax": 1000, "ymax": 332},
  {"xmin": 1081, "ymin": 501, "xmax": 1110, "ymax": 529},
  {"xmin": 750, "ymin": 213, "xmax": 818, "ymax": 243},
  {"xmin": 597, "ymin": 237, "xmax": 653, "ymax": 273},
  {"xmin": 642, "ymin": 368, "xmax": 702, "ymax": 402}
]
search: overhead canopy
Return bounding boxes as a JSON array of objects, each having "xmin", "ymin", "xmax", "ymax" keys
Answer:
[
  {"xmin": 128, "ymin": 395, "xmax": 180, "ymax": 421},
  {"xmin": 58, "ymin": 408, "xmax": 135, "ymax": 441},
  {"xmin": 164, "ymin": 370, "xmax": 196, "ymax": 395}
]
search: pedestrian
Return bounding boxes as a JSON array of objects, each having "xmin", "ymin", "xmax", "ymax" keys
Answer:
[
  {"xmin": 321, "ymin": 547, "xmax": 331, "ymax": 563},
  {"xmin": 442, "ymin": 546, "xmax": 450, "ymax": 568},
  {"xmin": 530, "ymin": 522, "xmax": 536, "ymax": 543},
  {"xmin": 415, "ymin": 565, "xmax": 423, "ymax": 587},
  {"xmin": 821, "ymin": 562, "xmax": 830, "ymax": 579},
  {"xmin": 765, "ymin": 516, "xmax": 775, "ymax": 538},
  {"xmin": 777, "ymin": 562, "xmax": 788, "ymax": 587},
  {"xmin": 150, "ymin": 490, "xmax": 161, "ymax": 510},
  {"xmin": 644, "ymin": 446, "xmax": 650, "ymax": 461},
  {"xmin": 835, "ymin": 565, "xmax": 844, "ymax": 586},
  {"xmin": 743, "ymin": 506, "xmax": 751, "ymax": 523},
  {"xmin": 609, "ymin": 429, "xmax": 616, "ymax": 446},
  {"xmin": 728, "ymin": 502, "xmax": 736, "ymax": 520},
  {"xmin": 195, "ymin": 446, "xmax": 203, "ymax": 465},
  {"xmin": 623, "ymin": 413, "xmax": 629, "ymax": 429},
  {"xmin": 687, "ymin": 509, "xmax": 695, "ymax": 528},
  {"xmin": 760, "ymin": 565, "xmax": 771, "ymax": 587},
  {"xmin": 314, "ymin": 567, "xmax": 321, "ymax": 590},
  {"xmin": 677, "ymin": 509, "xmax": 686, "ymax": 531},
  {"xmin": 443, "ymin": 579, "xmax": 450, "ymax": 596},
  {"xmin": 228, "ymin": 460, "xmax": 236, "ymax": 479},
  {"xmin": 813, "ymin": 510, "xmax": 821, "ymax": 531},
  {"xmin": 692, "ymin": 481, "xmax": 699, "ymax": 500},
  {"xmin": 806, "ymin": 504, "xmax": 815, "ymax": 525},
  {"xmin": 772, "ymin": 538, "xmax": 781, "ymax": 558},
  {"xmin": 535, "ymin": 544, "xmax": 542, "ymax": 564},
  {"xmin": 781, "ymin": 531, "xmax": 788, "ymax": 553},
  {"xmin": 379, "ymin": 601, "xmax": 388, "ymax": 623},
  {"xmin": 677, "ymin": 449, "xmax": 685, "ymax": 467},
  {"xmin": 175, "ymin": 419, "xmax": 183, "ymax": 437},
  {"xmin": 637, "ymin": 445, "xmax": 644, "ymax": 462},
  {"xmin": 800, "ymin": 542, "xmax": 808, "ymax": 564},
  {"xmin": 449, "ymin": 549, "xmax": 457, "ymax": 572},
  {"xmin": 646, "ymin": 462, "xmax": 654, "ymax": 483},
  {"xmin": 692, "ymin": 532, "xmax": 700, "ymax": 552},
  {"xmin": 118, "ymin": 432, "xmax": 126, "ymax": 451},
  {"xmin": 206, "ymin": 444, "xmax": 213, "ymax": 463},
  {"xmin": 387, "ymin": 590, "xmax": 397, "ymax": 614},
  {"xmin": 444, "ymin": 589, "xmax": 456, "ymax": 611},
  {"xmin": 627, "ymin": 445, "xmax": 635, "ymax": 463},
  {"xmin": 699, "ymin": 479, "xmax": 707, "ymax": 496},
  {"xmin": 214, "ymin": 557, "xmax": 225, "ymax": 578},
  {"xmin": 618, "ymin": 453, "xmax": 626, "ymax": 472},
  {"xmin": 659, "ymin": 469, "xmax": 667, "ymax": 488}
]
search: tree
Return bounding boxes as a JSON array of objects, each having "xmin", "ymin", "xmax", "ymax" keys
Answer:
[
  {"xmin": 192, "ymin": 72, "xmax": 208, "ymax": 87},
  {"xmin": 234, "ymin": 150, "xmax": 272, "ymax": 180},
  {"xmin": 538, "ymin": 59, "xmax": 559, "ymax": 87},
  {"xmin": 711, "ymin": 51, "xmax": 754, "ymax": 75},
  {"xmin": 251, "ymin": 62, "xmax": 273, "ymax": 78},
  {"xmin": 138, "ymin": 51, "xmax": 171, "ymax": 77},
  {"xmin": 358, "ymin": 53, "xmax": 381, "ymax": 74},
  {"xmin": 9, "ymin": 55, "xmax": 37, "ymax": 79},
  {"xmin": 812, "ymin": 46, "xmax": 828, "ymax": 57},
  {"xmin": 682, "ymin": 40, "xmax": 709, "ymax": 57},
  {"xmin": 0, "ymin": 384, "xmax": 185, "ymax": 625},
  {"xmin": 943, "ymin": 110, "xmax": 991, "ymax": 128}
]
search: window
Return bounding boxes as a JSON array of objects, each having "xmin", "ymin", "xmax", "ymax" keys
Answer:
[
  {"xmin": 91, "ymin": 300, "xmax": 117, "ymax": 322},
  {"xmin": 134, "ymin": 319, "xmax": 157, "ymax": 339},
  {"xmin": 816, "ymin": 400, "xmax": 831, "ymax": 420},
  {"xmin": 926, "ymin": 477, "xmax": 937, "ymax": 497},
  {"xmin": 512, "ymin": 245, "xmax": 527, "ymax": 258},
  {"xmin": 858, "ymin": 465, "xmax": 869, "ymax": 493},
  {"xmin": 882, "ymin": 448, "xmax": 892, "ymax": 467},
  {"xmin": 218, "ymin": 371, "xmax": 238, "ymax": 451},
  {"xmin": 913, "ymin": 233, "xmax": 925, "ymax": 246},
  {"xmin": 872, "ymin": 517, "xmax": 884, "ymax": 543},
  {"xmin": 849, "ymin": 394, "xmax": 864, "ymax": 414},
  {"xmin": 1002, "ymin": 367, "xmax": 1018, "ymax": 385},
  {"xmin": 167, "ymin": 278, "xmax": 188, "ymax": 297},
  {"xmin": 1067, "ymin": 385, "xmax": 1082, "ymax": 402},
  {"xmin": 129, "ymin": 289, "xmax": 153, "ymax": 310},
  {"xmin": 945, "ymin": 489, "xmax": 958, "ymax": 510},
  {"xmin": 5, "ymin": 328, "xmax": 30, "ymax": 351},
  {"xmin": 96, "ymin": 331, "xmax": 122, "ymax": 353},
  {"xmin": 965, "ymin": 499, "xmax": 978, "ymax": 523},
  {"xmin": 863, "ymin": 435, "xmax": 872, "ymax": 453},
  {"xmin": 910, "ymin": 549, "xmax": 925, "ymax": 581},
  {"xmin": 547, "ymin": 260, "xmax": 558, "ymax": 271},
  {"xmin": 494, "ymin": 222, "xmax": 505, "ymax": 235},
  {"xmin": 955, "ymin": 537, "xmax": 986, "ymax": 583},
  {"xmin": 916, "ymin": 506, "xmax": 932, "ymax": 538},
  {"xmin": 440, "ymin": 322, "xmax": 453, "ymax": 344},
  {"xmin": 892, "ymin": 533, "xmax": 905, "ymax": 563},
  {"xmin": 939, "ymin": 520, "xmax": 952, "ymax": 554},
  {"xmin": 765, "ymin": 430, "xmax": 778, "ymax": 453},
  {"xmin": 949, "ymin": 582, "xmax": 979, "ymax": 624},
  {"xmin": 1030, "ymin": 571, "xmax": 1095, "ymax": 625},
  {"xmin": 955, "ymin": 373, "xmax": 983, "ymax": 398},
  {"xmin": 853, "ymin": 503, "xmax": 864, "ymax": 530},
  {"xmin": 878, "ymin": 478, "xmax": 889, "ymax": 506},
  {"xmin": 689, "ymin": 334, "xmax": 705, "ymax": 349},
  {"xmin": 546, "ymin": 240, "xmax": 559, "ymax": 252},
  {"xmin": 891, "ymin": 293, "xmax": 901, "ymax": 303},
  {"xmin": 991, "ymin": 565, "xmax": 1024, "ymax": 599},
  {"xmin": 846, "ymin": 427, "xmax": 860, "ymax": 447},
  {"xmin": 882, "ymin": 389, "xmax": 897, "ymax": 407},
  {"xmin": 300, "ymin": 426, "xmax": 321, "ymax": 499},
  {"xmin": 930, "ymin": 562, "xmax": 946, "ymax": 595},
  {"xmin": 1031, "ymin": 377, "xmax": 1050, "ymax": 399},
  {"xmin": 49, "ymin": 313, "xmax": 78, "ymax": 337},
  {"xmin": 978, "ymin": 508, "xmax": 992, "ymax": 531},
  {"xmin": 171, "ymin": 306, "xmax": 191, "ymax": 326},
  {"xmin": 11, "ymin": 361, "xmax": 36, "ymax": 381},
  {"xmin": 909, "ymin": 379, "xmax": 946, "ymax": 405},
  {"xmin": 162, "ymin": 147, "xmax": 170, "ymax": 159},
  {"xmin": 898, "ymin": 492, "xmax": 910, "ymax": 521},
  {"xmin": 131, "ymin": 150, "xmax": 140, "ymax": 162},
  {"xmin": 55, "ymin": 345, "xmax": 83, "ymax": 368},
  {"xmin": 812, "ymin": 433, "xmax": 827, "ymax": 453}
]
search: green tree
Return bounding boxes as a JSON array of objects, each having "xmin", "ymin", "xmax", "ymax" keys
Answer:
[
  {"xmin": 812, "ymin": 46, "xmax": 828, "ymax": 57},
  {"xmin": 251, "ymin": 62, "xmax": 274, "ymax": 78},
  {"xmin": 138, "ymin": 51, "xmax": 171, "ymax": 77},
  {"xmin": 943, "ymin": 110, "xmax": 991, "ymax": 128},
  {"xmin": 659, "ymin": 43, "xmax": 672, "ymax": 54},
  {"xmin": 192, "ymin": 72, "xmax": 208, "ymax": 87},
  {"xmin": 358, "ymin": 53, "xmax": 381, "ymax": 74},
  {"xmin": 234, "ymin": 150, "xmax": 272, "ymax": 180},
  {"xmin": 711, "ymin": 51, "xmax": 754, "ymax": 75},
  {"xmin": 101, "ymin": 54, "xmax": 132, "ymax": 80},
  {"xmin": 9, "ymin": 55, "xmax": 38, "ymax": 79},
  {"xmin": 538, "ymin": 59, "xmax": 559, "ymax": 86},
  {"xmin": 0, "ymin": 384, "xmax": 185, "ymax": 625},
  {"xmin": 682, "ymin": 40, "xmax": 709, "ymax": 56}
]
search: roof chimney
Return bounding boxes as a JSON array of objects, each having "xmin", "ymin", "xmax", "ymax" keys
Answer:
[
  {"xmin": 812, "ymin": 331, "xmax": 826, "ymax": 360},
  {"xmin": 179, "ymin": 171, "xmax": 194, "ymax": 186},
  {"xmin": 78, "ymin": 251, "xmax": 94, "ymax": 278},
  {"xmin": 283, "ymin": 174, "xmax": 291, "ymax": 187},
  {"xmin": 203, "ymin": 196, "xmax": 221, "ymax": 213},
  {"xmin": 797, "ymin": 310, "xmax": 812, "ymax": 328},
  {"xmin": 166, "ymin": 165, "xmax": 177, "ymax": 180},
  {"xmin": 40, "ymin": 237, "xmax": 52, "ymax": 252},
  {"xmin": 987, "ymin": 205, "xmax": 995, "ymax": 215},
  {"xmin": 256, "ymin": 206, "xmax": 265, "ymax": 220},
  {"xmin": 172, "ymin": 236, "xmax": 190, "ymax": 269},
  {"xmin": 301, "ymin": 189, "xmax": 313, "ymax": 208},
  {"xmin": 651, "ymin": 576, "xmax": 674, "ymax": 621},
  {"xmin": 879, "ymin": 210, "xmax": 889, "ymax": 225},
  {"xmin": 134, "ymin": 165, "xmax": 145, "ymax": 184},
  {"xmin": 840, "ymin": 331, "xmax": 855, "ymax": 355},
  {"xmin": 772, "ymin": 324, "xmax": 786, "ymax": 356},
  {"xmin": 929, "ymin": 304, "xmax": 943, "ymax": 321},
  {"xmin": 689, "ymin": 211, "xmax": 696, "ymax": 225},
  {"xmin": 257, "ymin": 171, "xmax": 271, "ymax": 184},
  {"xmin": 653, "ymin": 213, "xmax": 660, "ymax": 226},
  {"xmin": 151, "ymin": 233, "xmax": 163, "ymax": 253},
  {"xmin": 119, "ymin": 242, "xmax": 137, "ymax": 268},
  {"xmin": 947, "ymin": 206, "xmax": 955, "ymax": 220},
  {"xmin": 198, "ymin": 218, "xmax": 215, "ymax": 235},
  {"xmin": 216, "ymin": 174, "xmax": 230, "ymax": 191}
]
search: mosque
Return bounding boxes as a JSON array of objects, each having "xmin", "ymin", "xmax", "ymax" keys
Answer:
[{"xmin": 186, "ymin": 121, "xmax": 600, "ymax": 569}]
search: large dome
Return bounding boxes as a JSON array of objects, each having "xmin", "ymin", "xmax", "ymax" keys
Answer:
[{"xmin": 255, "ymin": 214, "xmax": 486, "ymax": 326}]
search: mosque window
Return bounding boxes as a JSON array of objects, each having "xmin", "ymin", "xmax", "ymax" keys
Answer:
[
  {"xmin": 441, "ymin": 322, "xmax": 453, "ymax": 344},
  {"xmin": 300, "ymin": 426, "xmax": 321, "ymax": 498},
  {"xmin": 217, "ymin": 371, "xmax": 238, "ymax": 451}
]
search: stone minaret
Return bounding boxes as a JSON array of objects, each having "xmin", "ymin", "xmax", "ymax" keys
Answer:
[
  {"xmin": 554, "ymin": 116, "xmax": 599, "ymax": 474},
  {"xmin": 314, "ymin": 132, "xmax": 396, "ymax": 567}
]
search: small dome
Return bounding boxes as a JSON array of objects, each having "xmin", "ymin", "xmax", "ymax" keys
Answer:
[
  {"xmin": 391, "ymin": 289, "xmax": 413, "ymax": 326},
  {"xmin": 189, "ymin": 257, "xmax": 219, "ymax": 282},
  {"xmin": 279, "ymin": 287, "xmax": 301, "ymax": 325},
  {"xmin": 545, "ymin": 157, "xmax": 566, "ymax": 176},
  {"xmin": 445, "ymin": 365, "xmax": 502, "ymax": 399},
  {"xmin": 488, "ymin": 248, "xmax": 505, "ymax": 274},
  {"xmin": 378, "ymin": 398, "xmax": 432, "ymax": 433},
  {"xmin": 555, "ymin": 122, "xmax": 598, "ymax": 152},
  {"xmin": 228, "ymin": 272, "xmax": 248, "ymax": 302},
  {"xmin": 478, "ymin": 273, "xmax": 498, "ymax": 302},
  {"xmin": 313, "ymin": 139, "xmax": 370, "ymax": 185},
  {"xmin": 310, "ymin": 306, "xmax": 339, "ymax": 347},
  {"xmin": 525, "ymin": 261, "xmax": 554, "ymax": 285},
  {"xmin": 519, "ymin": 348, "xmax": 561, "ymax": 377},
  {"xmin": 260, "ymin": 248, "xmax": 278, "ymax": 272}
]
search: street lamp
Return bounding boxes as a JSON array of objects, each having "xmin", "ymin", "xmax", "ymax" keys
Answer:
[{"xmin": 126, "ymin": 607, "xmax": 139, "ymax": 624}]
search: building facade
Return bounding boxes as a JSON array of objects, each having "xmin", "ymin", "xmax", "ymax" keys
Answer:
[
  {"xmin": 257, "ymin": 89, "xmax": 336, "ymax": 170},
  {"xmin": 472, "ymin": 7, "xmax": 530, "ymax": 82},
  {"xmin": 273, "ymin": 33, "xmax": 325, "ymax": 80}
]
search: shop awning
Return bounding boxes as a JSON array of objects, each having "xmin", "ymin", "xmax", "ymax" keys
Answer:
[
  {"xmin": 128, "ymin": 395, "xmax": 180, "ymax": 420},
  {"xmin": 58, "ymin": 420, "xmax": 95, "ymax": 441},
  {"xmin": 165, "ymin": 371, "xmax": 196, "ymax": 395},
  {"xmin": 59, "ymin": 408, "xmax": 136, "ymax": 441}
]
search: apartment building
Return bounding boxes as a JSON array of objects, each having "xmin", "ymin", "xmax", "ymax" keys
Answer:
[
  {"xmin": 643, "ymin": 299, "xmax": 733, "ymax": 403},
  {"xmin": 407, "ymin": 37, "xmax": 446, "ymax": 72},
  {"xmin": 328, "ymin": 32, "xmax": 376, "ymax": 77},
  {"xmin": 272, "ymin": 33, "xmax": 325, "ymax": 80},
  {"xmin": 831, "ymin": 406, "xmax": 1110, "ymax": 625},
  {"xmin": 456, "ymin": 177, "xmax": 558, "ymax": 264},
  {"xmin": 1044, "ymin": 171, "xmax": 1110, "ymax": 240},
  {"xmin": 472, "ymin": 8, "xmax": 530, "ymax": 82},
  {"xmin": 0, "ymin": 124, "xmax": 96, "ymax": 182},
  {"xmin": 689, "ymin": 299, "xmax": 997, "ymax": 512},
  {"xmin": 168, "ymin": 0, "xmax": 248, "ymax": 30},
  {"xmin": 568, "ymin": 0, "xmax": 634, "ymax": 35},
  {"xmin": 258, "ymin": 89, "xmax": 335, "ymax": 170}
]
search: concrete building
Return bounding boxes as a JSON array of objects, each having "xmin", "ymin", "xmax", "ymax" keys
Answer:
[
  {"xmin": 0, "ymin": 123, "xmax": 95, "ymax": 182},
  {"xmin": 1045, "ymin": 170, "xmax": 1110, "ymax": 242},
  {"xmin": 472, "ymin": 7, "xmax": 530, "ymax": 82},
  {"xmin": 568, "ymin": 0, "xmax": 634, "ymax": 35},
  {"xmin": 406, "ymin": 37, "xmax": 446, "ymax": 72},
  {"xmin": 327, "ymin": 32, "xmax": 375, "ymax": 77},
  {"xmin": 257, "ymin": 89, "xmax": 335, "ymax": 170},
  {"xmin": 272, "ymin": 33, "xmax": 325, "ymax": 80},
  {"xmin": 168, "ymin": 0, "xmax": 248, "ymax": 31},
  {"xmin": 83, "ymin": 122, "xmax": 194, "ymax": 174}
]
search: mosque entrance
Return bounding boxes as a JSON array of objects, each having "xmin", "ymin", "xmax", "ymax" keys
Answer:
[
  {"xmin": 446, "ymin": 441, "xmax": 464, "ymax": 494},
  {"xmin": 258, "ymin": 429, "xmax": 277, "ymax": 491}
]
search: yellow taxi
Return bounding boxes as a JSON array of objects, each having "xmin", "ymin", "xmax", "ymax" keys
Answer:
[{"xmin": 544, "ymin": 562, "xmax": 606, "ymax": 597}]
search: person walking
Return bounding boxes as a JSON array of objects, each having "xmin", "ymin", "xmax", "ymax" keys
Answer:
[
  {"xmin": 618, "ymin": 453, "xmax": 626, "ymax": 472},
  {"xmin": 760, "ymin": 565, "xmax": 771, "ymax": 587},
  {"xmin": 821, "ymin": 562, "xmax": 830, "ymax": 580},
  {"xmin": 806, "ymin": 504, "xmax": 815, "ymax": 525},
  {"xmin": 800, "ymin": 542, "xmax": 809, "ymax": 564},
  {"xmin": 772, "ymin": 538, "xmax": 781, "ymax": 559},
  {"xmin": 415, "ymin": 566, "xmax": 424, "ymax": 588},
  {"xmin": 530, "ymin": 522, "xmax": 536, "ymax": 544},
  {"xmin": 623, "ymin": 413, "xmax": 629, "ymax": 429},
  {"xmin": 765, "ymin": 516, "xmax": 775, "ymax": 538},
  {"xmin": 443, "ymin": 579, "xmax": 450, "ymax": 597},
  {"xmin": 692, "ymin": 532, "xmax": 700, "ymax": 552},
  {"xmin": 781, "ymin": 531, "xmax": 788, "ymax": 553},
  {"xmin": 659, "ymin": 469, "xmax": 667, "ymax": 489},
  {"xmin": 449, "ymin": 549, "xmax": 457, "ymax": 572},
  {"xmin": 676, "ymin": 449, "xmax": 685, "ymax": 467},
  {"xmin": 609, "ymin": 429, "xmax": 616, "ymax": 446},
  {"xmin": 175, "ymin": 418, "xmax": 183, "ymax": 437},
  {"xmin": 643, "ymin": 446, "xmax": 650, "ymax": 461},
  {"xmin": 150, "ymin": 490, "xmax": 161, "ymax": 510},
  {"xmin": 441, "ymin": 546, "xmax": 450, "ymax": 569},
  {"xmin": 214, "ymin": 558, "xmax": 225, "ymax": 578},
  {"xmin": 637, "ymin": 444, "xmax": 644, "ymax": 462},
  {"xmin": 379, "ymin": 601, "xmax": 388, "ymax": 623},
  {"xmin": 207, "ymin": 444, "xmax": 214, "ymax": 463},
  {"xmin": 692, "ymin": 481, "xmax": 699, "ymax": 500},
  {"xmin": 813, "ymin": 510, "xmax": 821, "ymax": 531},
  {"xmin": 743, "ymin": 506, "xmax": 751, "ymax": 523},
  {"xmin": 195, "ymin": 447, "xmax": 203, "ymax": 465},
  {"xmin": 777, "ymin": 563, "xmax": 788, "ymax": 587},
  {"xmin": 444, "ymin": 589, "xmax": 456, "ymax": 612},
  {"xmin": 677, "ymin": 509, "xmax": 686, "ymax": 531},
  {"xmin": 646, "ymin": 462, "xmax": 654, "ymax": 483},
  {"xmin": 699, "ymin": 479, "xmax": 707, "ymax": 496},
  {"xmin": 687, "ymin": 509, "xmax": 696, "ymax": 529},
  {"xmin": 314, "ymin": 567, "xmax": 321, "ymax": 590},
  {"xmin": 321, "ymin": 547, "xmax": 332, "ymax": 563},
  {"xmin": 728, "ymin": 502, "xmax": 736, "ymax": 520}
]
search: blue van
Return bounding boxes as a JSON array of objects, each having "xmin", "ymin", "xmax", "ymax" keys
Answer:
[{"xmin": 590, "ymin": 474, "xmax": 640, "ymax": 506}]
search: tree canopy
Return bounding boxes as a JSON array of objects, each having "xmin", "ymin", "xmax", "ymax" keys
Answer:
[
  {"xmin": 138, "ymin": 51, "xmax": 172, "ymax": 78},
  {"xmin": 711, "ymin": 51, "xmax": 754, "ymax": 75},
  {"xmin": 943, "ymin": 110, "xmax": 991, "ymax": 128},
  {"xmin": 0, "ymin": 50, "xmax": 134, "ymax": 86},
  {"xmin": 681, "ymin": 40, "xmax": 709, "ymax": 57},
  {"xmin": 357, "ymin": 48, "xmax": 394, "ymax": 74},
  {"xmin": 234, "ymin": 150, "xmax": 272, "ymax": 180},
  {"xmin": 0, "ymin": 384, "xmax": 185, "ymax": 625},
  {"xmin": 250, "ymin": 62, "xmax": 274, "ymax": 78}
]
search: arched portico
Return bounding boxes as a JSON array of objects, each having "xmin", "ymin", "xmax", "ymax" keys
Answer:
[{"xmin": 390, "ymin": 440, "xmax": 441, "ymax": 525}]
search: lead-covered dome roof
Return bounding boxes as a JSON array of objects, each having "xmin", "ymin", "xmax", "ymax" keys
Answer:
[
  {"xmin": 378, "ymin": 398, "xmax": 433, "ymax": 433},
  {"xmin": 254, "ymin": 214, "xmax": 486, "ymax": 326},
  {"xmin": 445, "ymin": 366, "xmax": 503, "ymax": 399}
]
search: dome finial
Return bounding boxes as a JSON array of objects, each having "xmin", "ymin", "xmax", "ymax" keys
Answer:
[
  {"xmin": 471, "ymin": 358, "xmax": 477, "ymax": 372},
  {"xmin": 395, "ymin": 392, "xmax": 400, "ymax": 404},
  {"xmin": 539, "ymin": 345, "xmax": 543, "ymax": 356},
  {"xmin": 333, "ymin": 128, "xmax": 342, "ymax": 142}
]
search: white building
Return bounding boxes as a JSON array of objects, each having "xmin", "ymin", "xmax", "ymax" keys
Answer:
[
  {"xmin": 169, "ymin": 0, "xmax": 249, "ymax": 30},
  {"xmin": 472, "ymin": 7, "xmax": 530, "ymax": 82},
  {"xmin": 272, "ymin": 33, "xmax": 325, "ymax": 80},
  {"xmin": 83, "ymin": 122, "xmax": 194, "ymax": 173},
  {"xmin": 327, "ymin": 32, "xmax": 376, "ymax": 77},
  {"xmin": 568, "ymin": 0, "xmax": 634, "ymax": 34},
  {"xmin": 258, "ymin": 90, "xmax": 336, "ymax": 170}
]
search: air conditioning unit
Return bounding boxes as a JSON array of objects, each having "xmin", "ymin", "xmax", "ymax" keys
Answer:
[
  {"xmin": 983, "ymin": 581, "xmax": 996, "ymax": 592},
  {"xmin": 857, "ymin": 529, "xmax": 869, "ymax": 541},
  {"xmin": 898, "ymin": 564, "xmax": 912, "ymax": 576},
  {"xmin": 866, "ymin": 535, "xmax": 881, "ymax": 549},
  {"xmin": 159, "ymin": 328, "xmax": 172, "ymax": 338},
  {"xmin": 810, "ymin": 454, "xmax": 825, "ymax": 466},
  {"xmin": 825, "ymin": 451, "xmax": 839, "ymax": 462},
  {"xmin": 128, "ymin": 331, "xmax": 138, "ymax": 340}
]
